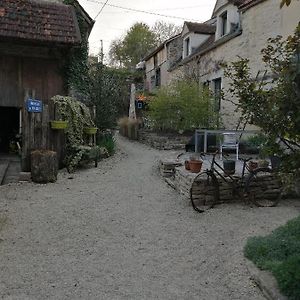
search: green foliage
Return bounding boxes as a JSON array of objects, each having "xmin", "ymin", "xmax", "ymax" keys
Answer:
[
  {"xmin": 62, "ymin": 0, "xmax": 90, "ymax": 96},
  {"xmin": 65, "ymin": 145, "xmax": 103, "ymax": 173},
  {"xmin": 246, "ymin": 133, "xmax": 269, "ymax": 149},
  {"xmin": 51, "ymin": 96, "xmax": 96, "ymax": 172},
  {"xmin": 52, "ymin": 95, "xmax": 94, "ymax": 146},
  {"xmin": 89, "ymin": 63, "xmax": 138, "ymax": 129},
  {"xmin": 224, "ymin": 24, "xmax": 300, "ymax": 176},
  {"xmin": 244, "ymin": 216, "xmax": 300, "ymax": 299},
  {"xmin": 147, "ymin": 80, "xmax": 219, "ymax": 132},
  {"xmin": 273, "ymin": 255, "xmax": 300, "ymax": 300},
  {"xmin": 97, "ymin": 134, "xmax": 115, "ymax": 155},
  {"xmin": 109, "ymin": 22, "xmax": 156, "ymax": 69}
]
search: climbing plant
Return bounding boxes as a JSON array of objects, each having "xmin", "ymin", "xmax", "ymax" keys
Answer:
[
  {"xmin": 62, "ymin": 0, "xmax": 90, "ymax": 98},
  {"xmin": 224, "ymin": 24, "xmax": 300, "ymax": 176},
  {"xmin": 51, "ymin": 95, "xmax": 96, "ymax": 172}
]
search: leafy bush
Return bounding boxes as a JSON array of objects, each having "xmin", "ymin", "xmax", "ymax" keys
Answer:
[
  {"xmin": 244, "ymin": 216, "xmax": 300, "ymax": 299},
  {"xmin": 97, "ymin": 134, "xmax": 115, "ymax": 156},
  {"xmin": 147, "ymin": 80, "xmax": 219, "ymax": 132},
  {"xmin": 51, "ymin": 95, "xmax": 97, "ymax": 172}
]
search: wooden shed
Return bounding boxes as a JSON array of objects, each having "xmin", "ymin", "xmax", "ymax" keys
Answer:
[{"xmin": 0, "ymin": 0, "xmax": 94, "ymax": 171}]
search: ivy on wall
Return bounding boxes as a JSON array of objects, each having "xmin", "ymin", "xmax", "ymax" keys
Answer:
[{"xmin": 62, "ymin": 0, "xmax": 90, "ymax": 98}]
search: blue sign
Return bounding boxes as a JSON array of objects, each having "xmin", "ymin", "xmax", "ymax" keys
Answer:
[{"xmin": 26, "ymin": 99, "xmax": 43, "ymax": 113}]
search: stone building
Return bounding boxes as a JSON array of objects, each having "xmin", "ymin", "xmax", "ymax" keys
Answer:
[
  {"xmin": 143, "ymin": 0, "xmax": 300, "ymax": 129},
  {"xmin": 0, "ymin": 0, "xmax": 94, "ymax": 171},
  {"xmin": 143, "ymin": 34, "xmax": 182, "ymax": 93}
]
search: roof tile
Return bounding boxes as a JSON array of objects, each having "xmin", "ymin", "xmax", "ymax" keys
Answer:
[{"xmin": 0, "ymin": 0, "xmax": 81, "ymax": 44}]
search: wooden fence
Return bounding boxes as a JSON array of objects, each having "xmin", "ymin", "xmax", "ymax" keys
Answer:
[{"xmin": 21, "ymin": 90, "xmax": 66, "ymax": 172}]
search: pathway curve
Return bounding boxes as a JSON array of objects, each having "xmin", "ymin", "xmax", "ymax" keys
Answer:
[{"xmin": 0, "ymin": 134, "xmax": 299, "ymax": 299}]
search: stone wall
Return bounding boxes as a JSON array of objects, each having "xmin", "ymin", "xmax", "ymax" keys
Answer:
[
  {"xmin": 138, "ymin": 130, "xmax": 190, "ymax": 150},
  {"xmin": 171, "ymin": 166, "xmax": 281, "ymax": 204}
]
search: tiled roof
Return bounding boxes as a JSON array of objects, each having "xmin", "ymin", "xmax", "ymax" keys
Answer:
[
  {"xmin": 237, "ymin": 0, "xmax": 266, "ymax": 10},
  {"xmin": 185, "ymin": 22, "xmax": 216, "ymax": 34},
  {"xmin": 0, "ymin": 0, "xmax": 81, "ymax": 44}
]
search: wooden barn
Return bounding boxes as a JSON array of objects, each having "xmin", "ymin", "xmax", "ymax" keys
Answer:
[{"xmin": 0, "ymin": 0, "xmax": 94, "ymax": 175}]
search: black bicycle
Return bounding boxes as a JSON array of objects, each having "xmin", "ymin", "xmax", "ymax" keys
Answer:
[{"xmin": 190, "ymin": 152, "xmax": 282, "ymax": 213}]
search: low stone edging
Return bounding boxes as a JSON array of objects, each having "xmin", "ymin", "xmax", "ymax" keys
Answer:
[
  {"xmin": 139, "ymin": 130, "xmax": 189, "ymax": 150},
  {"xmin": 245, "ymin": 259, "xmax": 287, "ymax": 300},
  {"xmin": 160, "ymin": 159, "xmax": 281, "ymax": 203}
]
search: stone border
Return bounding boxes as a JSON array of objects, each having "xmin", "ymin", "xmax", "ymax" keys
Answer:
[
  {"xmin": 139, "ymin": 130, "xmax": 189, "ymax": 150},
  {"xmin": 245, "ymin": 259, "xmax": 287, "ymax": 300}
]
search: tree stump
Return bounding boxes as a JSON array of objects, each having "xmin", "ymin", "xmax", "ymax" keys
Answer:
[{"xmin": 31, "ymin": 150, "xmax": 58, "ymax": 183}]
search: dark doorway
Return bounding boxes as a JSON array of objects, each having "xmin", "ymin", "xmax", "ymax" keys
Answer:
[{"xmin": 0, "ymin": 107, "xmax": 19, "ymax": 153}]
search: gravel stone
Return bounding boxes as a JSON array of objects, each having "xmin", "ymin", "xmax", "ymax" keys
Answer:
[{"xmin": 0, "ymin": 134, "xmax": 299, "ymax": 300}]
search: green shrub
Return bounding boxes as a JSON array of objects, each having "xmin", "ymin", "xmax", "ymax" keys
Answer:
[
  {"xmin": 273, "ymin": 255, "xmax": 300, "ymax": 300},
  {"xmin": 98, "ymin": 135, "xmax": 115, "ymax": 155},
  {"xmin": 147, "ymin": 80, "xmax": 219, "ymax": 131},
  {"xmin": 244, "ymin": 216, "xmax": 300, "ymax": 299}
]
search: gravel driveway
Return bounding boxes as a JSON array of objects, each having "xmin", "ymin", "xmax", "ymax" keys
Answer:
[{"xmin": 0, "ymin": 134, "xmax": 299, "ymax": 300}]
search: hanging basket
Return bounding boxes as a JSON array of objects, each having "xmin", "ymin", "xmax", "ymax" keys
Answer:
[
  {"xmin": 84, "ymin": 127, "xmax": 98, "ymax": 135},
  {"xmin": 50, "ymin": 120, "xmax": 68, "ymax": 130}
]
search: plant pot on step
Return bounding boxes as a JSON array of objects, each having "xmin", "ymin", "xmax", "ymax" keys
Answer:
[
  {"xmin": 189, "ymin": 159, "xmax": 203, "ymax": 173},
  {"xmin": 223, "ymin": 160, "xmax": 236, "ymax": 175},
  {"xmin": 248, "ymin": 160, "xmax": 258, "ymax": 171},
  {"xmin": 84, "ymin": 127, "xmax": 98, "ymax": 135},
  {"xmin": 50, "ymin": 120, "xmax": 68, "ymax": 130}
]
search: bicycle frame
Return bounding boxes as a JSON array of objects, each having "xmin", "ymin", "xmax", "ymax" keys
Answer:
[{"xmin": 206, "ymin": 152, "xmax": 252, "ymax": 197}]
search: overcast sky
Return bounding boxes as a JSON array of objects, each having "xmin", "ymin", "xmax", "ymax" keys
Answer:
[{"xmin": 78, "ymin": 0, "xmax": 216, "ymax": 60}]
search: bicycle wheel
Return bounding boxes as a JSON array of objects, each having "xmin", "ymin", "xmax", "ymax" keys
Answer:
[
  {"xmin": 190, "ymin": 171, "xmax": 219, "ymax": 213},
  {"xmin": 245, "ymin": 168, "xmax": 282, "ymax": 207}
]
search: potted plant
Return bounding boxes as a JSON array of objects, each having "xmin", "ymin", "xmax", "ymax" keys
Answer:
[
  {"xmin": 50, "ymin": 96, "xmax": 68, "ymax": 130},
  {"xmin": 189, "ymin": 155, "xmax": 203, "ymax": 173},
  {"xmin": 223, "ymin": 159, "xmax": 236, "ymax": 175},
  {"xmin": 84, "ymin": 127, "xmax": 98, "ymax": 135},
  {"xmin": 50, "ymin": 120, "xmax": 68, "ymax": 130},
  {"xmin": 248, "ymin": 160, "xmax": 258, "ymax": 171}
]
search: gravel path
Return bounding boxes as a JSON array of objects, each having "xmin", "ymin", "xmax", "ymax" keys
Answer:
[{"xmin": 0, "ymin": 134, "xmax": 299, "ymax": 300}]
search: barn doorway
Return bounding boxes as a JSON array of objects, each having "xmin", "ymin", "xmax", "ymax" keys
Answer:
[{"xmin": 0, "ymin": 107, "xmax": 20, "ymax": 153}]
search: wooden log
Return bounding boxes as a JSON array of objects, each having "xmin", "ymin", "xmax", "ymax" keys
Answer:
[{"xmin": 31, "ymin": 150, "xmax": 58, "ymax": 183}]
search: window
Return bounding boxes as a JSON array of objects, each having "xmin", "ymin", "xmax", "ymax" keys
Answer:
[
  {"xmin": 154, "ymin": 54, "xmax": 158, "ymax": 68},
  {"xmin": 155, "ymin": 68, "xmax": 161, "ymax": 87},
  {"xmin": 220, "ymin": 12, "xmax": 227, "ymax": 36},
  {"xmin": 184, "ymin": 37, "xmax": 190, "ymax": 57},
  {"xmin": 213, "ymin": 78, "xmax": 222, "ymax": 112}
]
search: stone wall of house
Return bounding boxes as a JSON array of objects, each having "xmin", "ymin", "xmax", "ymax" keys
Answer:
[
  {"xmin": 169, "ymin": 0, "xmax": 300, "ymax": 130},
  {"xmin": 168, "ymin": 36, "xmax": 183, "ymax": 72}
]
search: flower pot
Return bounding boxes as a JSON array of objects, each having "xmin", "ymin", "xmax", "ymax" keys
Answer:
[
  {"xmin": 189, "ymin": 160, "xmax": 203, "ymax": 173},
  {"xmin": 50, "ymin": 120, "xmax": 68, "ymax": 130},
  {"xmin": 84, "ymin": 127, "xmax": 98, "ymax": 135},
  {"xmin": 223, "ymin": 160, "xmax": 236, "ymax": 175},
  {"xmin": 248, "ymin": 160, "xmax": 258, "ymax": 171},
  {"xmin": 185, "ymin": 160, "xmax": 190, "ymax": 170},
  {"xmin": 270, "ymin": 155, "xmax": 281, "ymax": 170}
]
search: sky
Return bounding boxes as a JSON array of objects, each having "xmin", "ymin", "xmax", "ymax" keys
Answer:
[{"xmin": 77, "ymin": 0, "xmax": 216, "ymax": 60}]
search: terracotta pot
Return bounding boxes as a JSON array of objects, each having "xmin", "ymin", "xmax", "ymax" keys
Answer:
[
  {"xmin": 248, "ymin": 161, "xmax": 258, "ymax": 171},
  {"xmin": 185, "ymin": 160, "xmax": 190, "ymax": 170},
  {"xmin": 189, "ymin": 160, "xmax": 203, "ymax": 173}
]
